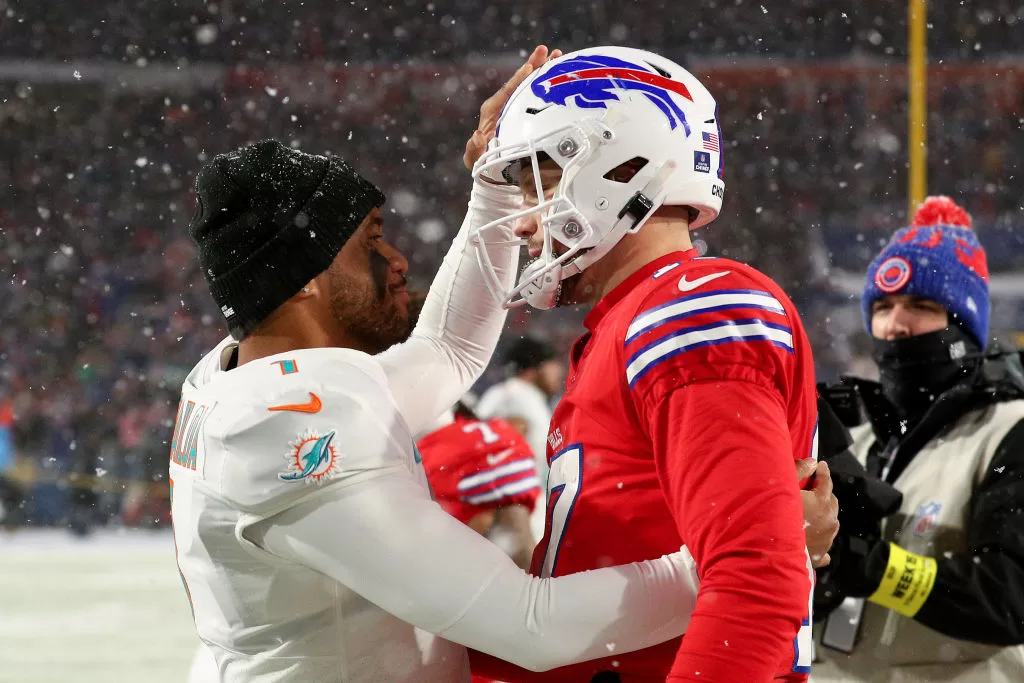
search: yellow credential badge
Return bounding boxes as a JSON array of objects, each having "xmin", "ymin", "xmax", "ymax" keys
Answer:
[{"xmin": 868, "ymin": 542, "xmax": 937, "ymax": 617}]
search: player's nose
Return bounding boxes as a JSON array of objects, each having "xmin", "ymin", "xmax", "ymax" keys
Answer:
[
  {"xmin": 379, "ymin": 240, "xmax": 409, "ymax": 276},
  {"xmin": 513, "ymin": 214, "xmax": 537, "ymax": 240},
  {"xmin": 514, "ymin": 215, "xmax": 545, "ymax": 258}
]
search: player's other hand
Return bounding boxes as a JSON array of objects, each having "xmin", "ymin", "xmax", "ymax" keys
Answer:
[
  {"xmin": 797, "ymin": 459, "xmax": 840, "ymax": 568},
  {"xmin": 464, "ymin": 45, "xmax": 563, "ymax": 172}
]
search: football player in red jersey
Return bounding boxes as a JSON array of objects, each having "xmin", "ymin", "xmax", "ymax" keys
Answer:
[
  {"xmin": 418, "ymin": 401, "xmax": 541, "ymax": 570},
  {"xmin": 467, "ymin": 46, "xmax": 838, "ymax": 683}
]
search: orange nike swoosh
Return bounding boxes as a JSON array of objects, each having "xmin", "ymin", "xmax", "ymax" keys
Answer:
[{"xmin": 268, "ymin": 392, "xmax": 322, "ymax": 414}]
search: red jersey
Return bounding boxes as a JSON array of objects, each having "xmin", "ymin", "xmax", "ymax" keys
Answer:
[
  {"xmin": 472, "ymin": 250, "xmax": 817, "ymax": 683},
  {"xmin": 417, "ymin": 414, "xmax": 541, "ymax": 525}
]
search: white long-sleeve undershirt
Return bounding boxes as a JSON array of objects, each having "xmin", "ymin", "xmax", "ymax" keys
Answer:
[{"xmin": 244, "ymin": 389, "xmax": 699, "ymax": 672}]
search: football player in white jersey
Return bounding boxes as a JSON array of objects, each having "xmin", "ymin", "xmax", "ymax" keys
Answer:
[{"xmin": 172, "ymin": 47, "xmax": 703, "ymax": 683}]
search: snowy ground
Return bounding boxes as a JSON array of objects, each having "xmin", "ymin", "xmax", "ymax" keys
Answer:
[{"xmin": 0, "ymin": 528, "xmax": 197, "ymax": 683}]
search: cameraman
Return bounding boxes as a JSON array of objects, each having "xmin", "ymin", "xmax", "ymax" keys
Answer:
[{"xmin": 813, "ymin": 197, "xmax": 1024, "ymax": 682}]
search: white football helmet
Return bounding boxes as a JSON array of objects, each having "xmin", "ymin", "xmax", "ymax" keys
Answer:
[{"xmin": 471, "ymin": 46, "xmax": 725, "ymax": 309}]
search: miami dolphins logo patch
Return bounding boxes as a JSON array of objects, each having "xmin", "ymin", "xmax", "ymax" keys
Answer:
[{"xmin": 279, "ymin": 429, "xmax": 340, "ymax": 483}]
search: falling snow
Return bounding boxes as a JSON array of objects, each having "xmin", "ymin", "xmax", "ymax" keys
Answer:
[{"xmin": 2, "ymin": 5, "xmax": 1022, "ymax": 680}]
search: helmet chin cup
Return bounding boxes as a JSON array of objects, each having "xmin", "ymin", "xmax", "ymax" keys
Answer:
[{"xmin": 520, "ymin": 259, "xmax": 561, "ymax": 310}]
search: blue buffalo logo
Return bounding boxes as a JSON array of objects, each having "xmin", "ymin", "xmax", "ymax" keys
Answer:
[{"xmin": 531, "ymin": 55, "xmax": 694, "ymax": 134}]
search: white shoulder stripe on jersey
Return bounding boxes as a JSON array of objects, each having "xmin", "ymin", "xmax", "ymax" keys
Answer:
[
  {"xmin": 456, "ymin": 458, "xmax": 536, "ymax": 492},
  {"xmin": 651, "ymin": 262, "xmax": 681, "ymax": 279},
  {"xmin": 463, "ymin": 476, "xmax": 542, "ymax": 505},
  {"xmin": 626, "ymin": 288, "xmax": 786, "ymax": 343},
  {"xmin": 626, "ymin": 318, "xmax": 795, "ymax": 387}
]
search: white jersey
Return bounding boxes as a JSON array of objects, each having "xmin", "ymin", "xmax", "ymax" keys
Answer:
[
  {"xmin": 172, "ymin": 181, "xmax": 701, "ymax": 683},
  {"xmin": 172, "ymin": 342, "xmax": 470, "ymax": 682},
  {"xmin": 475, "ymin": 377, "xmax": 553, "ymax": 538}
]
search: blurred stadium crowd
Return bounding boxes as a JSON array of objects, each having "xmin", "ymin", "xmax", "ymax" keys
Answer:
[
  {"xmin": 1, "ymin": 0, "xmax": 1023, "ymax": 531},
  {"xmin": 4, "ymin": 1, "xmax": 1024, "ymax": 63}
]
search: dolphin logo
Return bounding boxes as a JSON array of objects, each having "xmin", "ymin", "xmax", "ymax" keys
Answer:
[{"xmin": 280, "ymin": 430, "xmax": 337, "ymax": 481}]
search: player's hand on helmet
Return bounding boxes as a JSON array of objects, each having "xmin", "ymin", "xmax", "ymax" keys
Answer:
[
  {"xmin": 464, "ymin": 45, "xmax": 563, "ymax": 173},
  {"xmin": 797, "ymin": 458, "xmax": 840, "ymax": 568}
]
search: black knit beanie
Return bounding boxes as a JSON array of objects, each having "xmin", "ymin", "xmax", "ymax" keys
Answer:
[{"xmin": 188, "ymin": 139, "xmax": 385, "ymax": 339}]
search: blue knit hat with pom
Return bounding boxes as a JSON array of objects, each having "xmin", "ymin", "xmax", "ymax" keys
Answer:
[{"xmin": 862, "ymin": 196, "xmax": 990, "ymax": 349}]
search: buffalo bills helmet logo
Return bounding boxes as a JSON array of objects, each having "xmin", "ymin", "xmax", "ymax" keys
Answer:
[
  {"xmin": 875, "ymin": 256, "xmax": 913, "ymax": 293},
  {"xmin": 532, "ymin": 55, "xmax": 693, "ymax": 133}
]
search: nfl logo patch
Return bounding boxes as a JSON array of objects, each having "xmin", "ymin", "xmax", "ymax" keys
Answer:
[
  {"xmin": 693, "ymin": 151, "xmax": 711, "ymax": 174},
  {"xmin": 913, "ymin": 501, "xmax": 942, "ymax": 537}
]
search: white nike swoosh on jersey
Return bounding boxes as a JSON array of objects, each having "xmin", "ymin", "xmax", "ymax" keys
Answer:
[
  {"xmin": 486, "ymin": 447, "xmax": 517, "ymax": 467},
  {"xmin": 678, "ymin": 270, "xmax": 731, "ymax": 292}
]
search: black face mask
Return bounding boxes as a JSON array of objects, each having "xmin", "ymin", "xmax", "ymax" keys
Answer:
[{"xmin": 872, "ymin": 325, "xmax": 982, "ymax": 420}]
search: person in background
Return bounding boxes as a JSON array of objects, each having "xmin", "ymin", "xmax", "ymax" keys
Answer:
[
  {"xmin": 417, "ymin": 401, "xmax": 541, "ymax": 570},
  {"xmin": 406, "ymin": 290, "xmax": 542, "ymax": 571},
  {"xmin": 813, "ymin": 196, "xmax": 1024, "ymax": 682},
  {"xmin": 475, "ymin": 336, "xmax": 565, "ymax": 538},
  {"xmin": 0, "ymin": 394, "xmax": 24, "ymax": 530}
]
